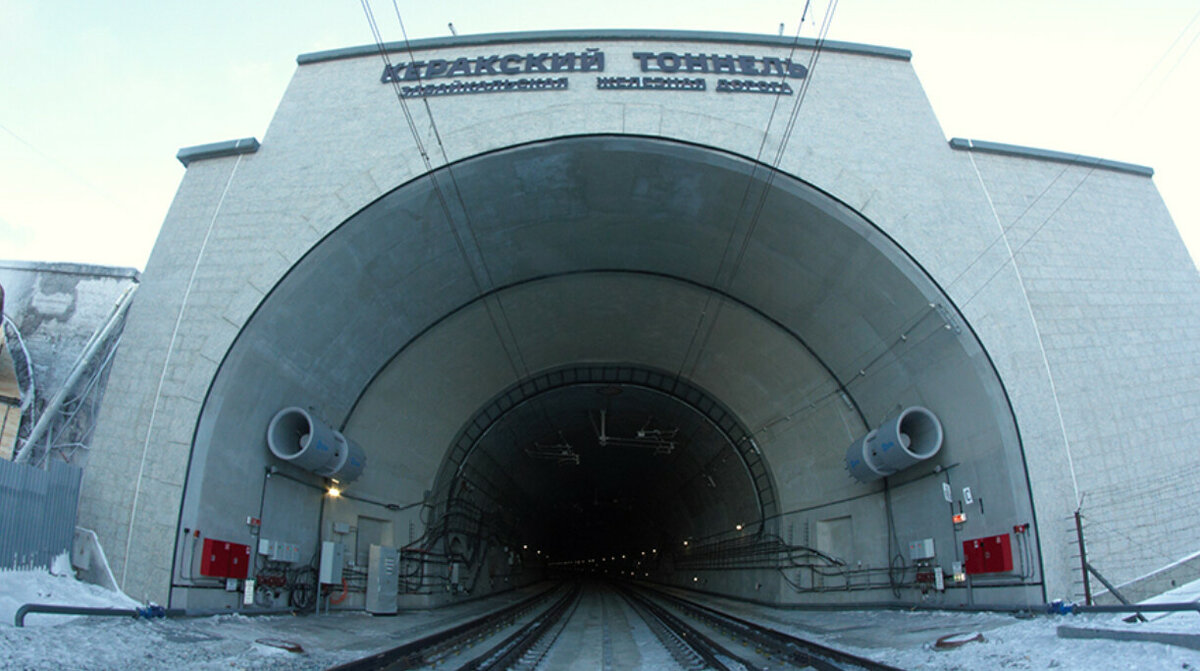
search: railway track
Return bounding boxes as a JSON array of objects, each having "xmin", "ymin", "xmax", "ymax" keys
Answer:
[{"xmin": 330, "ymin": 581, "xmax": 901, "ymax": 670}]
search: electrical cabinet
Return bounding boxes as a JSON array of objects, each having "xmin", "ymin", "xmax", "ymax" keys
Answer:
[
  {"xmin": 258, "ymin": 539, "xmax": 301, "ymax": 563},
  {"xmin": 962, "ymin": 533, "xmax": 1013, "ymax": 575},
  {"xmin": 199, "ymin": 539, "xmax": 251, "ymax": 579},
  {"xmin": 319, "ymin": 541, "xmax": 344, "ymax": 584},
  {"xmin": 908, "ymin": 538, "xmax": 935, "ymax": 561},
  {"xmin": 366, "ymin": 544, "xmax": 399, "ymax": 614}
]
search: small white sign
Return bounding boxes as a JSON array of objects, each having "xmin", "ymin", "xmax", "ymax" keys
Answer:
[
  {"xmin": 942, "ymin": 482, "xmax": 953, "ymax": 503},
  {"xmin": 935, "ymin": 568, "xmax": 945, "ymax": 591},
  {"xmin": 963, "ymin": 487, "xmax": 974, "ymax": 505}
]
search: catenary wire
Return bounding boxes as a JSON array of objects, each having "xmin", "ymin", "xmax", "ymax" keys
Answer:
[
  {"xmin": 946, "ymin": 7, "xmax": 1200, "ymax": 304},
  {"xmin": 361, "ymin": 1, "xmax": 531, "ymax": 382},
  {"xmin": 676, "ymin": 0, "xmax": 838, "ymax": 382}
]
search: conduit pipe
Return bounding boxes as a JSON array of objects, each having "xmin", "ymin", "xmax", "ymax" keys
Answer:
[
  {"xmin": 1058, "ymin": 602, "xmax": 1200, "ymax": 615},
  {"xmin": 14, "ymin": 603, "xmax": 302, "ymax": 627},
  {"xmin": 15, "ymin": 603, "xmax": 182, "ymax": 627}
]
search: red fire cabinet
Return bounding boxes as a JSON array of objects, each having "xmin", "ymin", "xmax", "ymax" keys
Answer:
[
  {"xmin": 227, "ymin": 542, "xmax": 251, "ymax": 579},
  {"xmin": 199, "ymin": 538, "xmax": 251, "ymax": 579},
  {"xmin": 962, "ymin": 533, "xmax": 1013, "ymax": 575}
]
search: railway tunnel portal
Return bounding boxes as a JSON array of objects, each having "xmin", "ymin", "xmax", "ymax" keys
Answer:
[{"xmin": 178, "ymin": 134, "xmax": 1040, "ymax": 609}]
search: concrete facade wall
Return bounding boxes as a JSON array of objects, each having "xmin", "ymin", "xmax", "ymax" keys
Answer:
[
  {"xmin": 80, "ymin": 32, "xmax": 1197, "ymax": 605},
  {"xmin": 963, "ymin": 149, "xmax": 1200, "ymax": 591}
]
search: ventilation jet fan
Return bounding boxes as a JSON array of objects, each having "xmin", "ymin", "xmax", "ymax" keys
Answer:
[
  {"xmin": 266, "ymin": 407, "xmax": 365, "ymax": 483},
  {"xmin": 845, "ymin": 406, "xmax": 943, "ymax": 483}
]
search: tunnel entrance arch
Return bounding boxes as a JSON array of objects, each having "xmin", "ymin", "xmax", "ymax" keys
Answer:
[{"xmin": 180, "ymin": 133, "xmax": 1040, "ymax": 608}]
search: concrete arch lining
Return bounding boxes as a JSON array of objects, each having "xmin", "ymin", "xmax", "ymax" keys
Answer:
[{"xmin": 177, "ymin": 133, "xmax": 1036, "ymax": 607}]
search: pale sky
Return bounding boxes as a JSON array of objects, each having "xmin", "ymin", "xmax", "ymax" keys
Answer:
[{"xmin": 1, "ymin": 1, "xmax": 1197, "ymax": 271}]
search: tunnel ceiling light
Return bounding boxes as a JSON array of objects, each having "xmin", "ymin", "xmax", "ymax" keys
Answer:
[{"xmin": 327, "ymin": 486, "xmax": 341, "ymax": 498}]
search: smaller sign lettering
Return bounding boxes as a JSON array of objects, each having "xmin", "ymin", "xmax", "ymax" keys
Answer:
[
  {"xmin": 715, "ymin": 79, "xmax": 794, "ymax": 95},
  {"xmin": 596, "ymin": 76, "xmax": 706, "ymax": 91},
  {"xmin": 399, "ymin": 77, "xmax": 568, "ymax": 99}
]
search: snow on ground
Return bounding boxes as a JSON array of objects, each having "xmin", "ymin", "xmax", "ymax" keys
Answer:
[
  {"xmin": 840, "ymin": 608, "xmax": 1200, "ymax": 670},
  {"xmin": 0, "ymin": 554, "xmax": 138, "ymax": 627},
  {"xmin": 2, "ymin": 564, "xmax": 1199, "ymax": 670},
  {"xmin": 675, "ymin": 586, "xmax": 1200, "ymax": 671},
  {"xmin": 1122, "ymin": 575, "xmax": 1200, "ymax": 633},
  {"xmin": 0, "ymin": 557, "xmax": 355, "ymax": 669},
  {"xmin": 0, "ymin": 566, "xmax": 540, "ymax": 671}
]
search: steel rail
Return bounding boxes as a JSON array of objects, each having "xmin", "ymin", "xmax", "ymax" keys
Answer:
[
  {"xmin": 618, "ymin": 584, "xmax": 754, "ymax": 671},
  {"xmin": 327, "ymin": 584, "xmax": 560, "ymax": 671},
  {"xmin": 456, "ymin": 583, "xmax": 582, "ymax": 670},
  {"xmin": 647, "ymin": 586, "xmax": 904, "ymax": 671}
]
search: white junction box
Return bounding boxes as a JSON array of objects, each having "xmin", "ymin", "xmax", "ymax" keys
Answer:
[
  {"xmin": 319, "ymin": 541, "xmax": 344, "ymax": 584},
  {"xmin": 366, "ymin": 544, "xmax": 399, "ymax": 614},
  {"xmin": 909, "ymin": 538, "xmax": 936, "ymax": 561},
  {"xmin": 258, "ymin": 538, "xmax": 302, "ymax": 563}
]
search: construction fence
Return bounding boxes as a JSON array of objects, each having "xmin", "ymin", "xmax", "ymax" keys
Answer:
[{"xmin": 0, "ymin": 458, "xmax": 82, "ymax": 570}]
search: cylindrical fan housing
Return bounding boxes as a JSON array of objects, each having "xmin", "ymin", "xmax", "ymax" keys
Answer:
[{"xmin": 845, "ymin": 407, "xmax": 943, "ymax": 483}]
